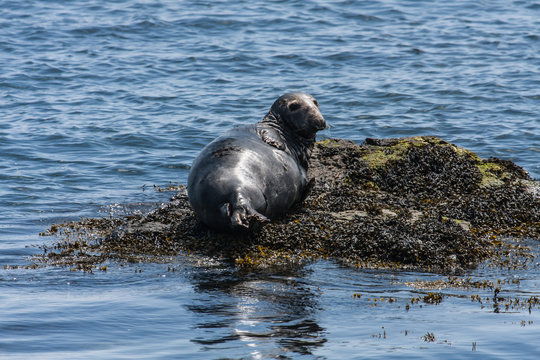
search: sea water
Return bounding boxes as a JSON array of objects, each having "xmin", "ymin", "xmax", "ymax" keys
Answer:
[{"xmin": 1, "ymin": 1, "xmax": 539, "ymax": 358}]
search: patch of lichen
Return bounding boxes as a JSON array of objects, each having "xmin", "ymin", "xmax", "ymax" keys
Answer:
[
  {"xmin": 35, "ymin": 136, "xmax": 539, "ymax": 274},
  {"xmin": 478, "ymin": 162, "xmax": 505, "ymax": 187},
  {"xmin": 360, "ymin": 136, "xmax": 439, "ymax": 168},
  {"xmin": 316, "ymin": 138, "xmax": 343, "ymax": 148},
  {"xmin": 477, "ymin": 157, "xmax": 531, "ymax": 188}
]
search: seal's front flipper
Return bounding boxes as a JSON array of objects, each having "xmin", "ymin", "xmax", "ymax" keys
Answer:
[
  {"xmin": 300, "ymin": 178, "xmax": 315, "ymax": 203},
  {"xmin": 258, "ymin": 128, "xmax": 285, "ymax": 150}
]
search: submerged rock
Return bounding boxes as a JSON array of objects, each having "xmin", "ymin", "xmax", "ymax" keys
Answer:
[{"xmin": 38, "ymin": 136, "xmax": 539, "ymax": 273}]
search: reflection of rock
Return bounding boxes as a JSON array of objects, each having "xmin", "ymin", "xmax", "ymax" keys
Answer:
[{"xmin": 40, "ymin": 136, "xmax": 539, "ymax": 274}]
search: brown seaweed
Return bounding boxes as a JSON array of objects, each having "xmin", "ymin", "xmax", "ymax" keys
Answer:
[{"xmin": 35, "ymin": 136, "xmax": 539, "ymax": 274}]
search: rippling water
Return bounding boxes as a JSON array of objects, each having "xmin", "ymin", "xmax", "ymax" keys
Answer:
[{"xmin": 1, "ymin": 1, "xmax": 539, "ymax": 358}]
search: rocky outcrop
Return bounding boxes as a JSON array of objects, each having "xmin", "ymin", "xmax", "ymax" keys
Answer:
[{"xmin": 39, "ymin": 136, "xmax": 539, "ymax": 273}]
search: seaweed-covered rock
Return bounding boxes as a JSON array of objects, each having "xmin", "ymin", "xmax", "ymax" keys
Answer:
[{"xmin": 37, "ymin": 136, "xmax": 539, "ymax": 273}]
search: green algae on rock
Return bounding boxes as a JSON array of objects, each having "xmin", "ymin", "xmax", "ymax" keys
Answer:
[{"xmin": 37, "ymin": 136, "xmax": 539, "ymax": 273}]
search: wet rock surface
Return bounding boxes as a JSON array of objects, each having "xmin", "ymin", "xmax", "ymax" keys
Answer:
[{"xmin": 38, "ymin": 136, "xmax": 539, "ymax": 273}]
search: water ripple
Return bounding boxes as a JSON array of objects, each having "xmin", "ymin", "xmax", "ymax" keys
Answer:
[{"xmin": 1, "ymin": 0, "xmax": 540, "ymax": 358}]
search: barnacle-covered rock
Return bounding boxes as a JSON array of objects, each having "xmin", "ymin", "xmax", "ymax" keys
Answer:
[{"xmin": 37, "ymin": 136, "xmax": 539, "ymax": 273}]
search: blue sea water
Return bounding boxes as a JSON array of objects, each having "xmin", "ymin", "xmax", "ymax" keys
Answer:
[{"xmin": 1, "ymin": 0, "xmax": 539, "ymax": 358}]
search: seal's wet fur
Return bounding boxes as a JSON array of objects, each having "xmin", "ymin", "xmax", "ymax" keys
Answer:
[{"xmin": 187, "ymin": 93, "xmax": 326, "ymax": 232}]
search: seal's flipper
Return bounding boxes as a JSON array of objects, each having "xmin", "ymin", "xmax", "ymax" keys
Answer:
[
  {"xmin": 300, "ymin": 178, "xmax": 315, "ymax": 203},
  {"xmin": 258, "ymin": 128, "xmax": 285, "ymax": 150},
  {"xmin": 247, "ymin": 209, "xmax": 270, "ymax": 224},
  {"xmin": 231, "ymin": 207, "xmax": 250, "ymax": 228},
  {"xmin": 222, "ymin": 202, "xmax": 269, "ymax": 230},
  {"xmin": 221, "ymin": 203, "xmax": 247, "ymax": 228}
]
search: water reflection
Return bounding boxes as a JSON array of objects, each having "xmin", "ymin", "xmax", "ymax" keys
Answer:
[{"xmin": 187, "ymin": 266, "xmax": 326, "ymax": 358}]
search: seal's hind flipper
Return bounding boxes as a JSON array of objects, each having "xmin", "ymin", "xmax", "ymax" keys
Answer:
[
  {"xmin": 222, "ymin": 202, "xmax": 269, "ymax": 230},
  {"xmin": 247, "ymin": 209, "xmax": 270, "ymax": 224},
  {"xmin": 231, "ymin": 208, "xmax": 250, "ymax": 229}
]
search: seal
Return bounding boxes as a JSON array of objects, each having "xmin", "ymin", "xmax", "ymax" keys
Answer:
[{"xmin": 187, "ymin": 92, "xmax": 326, "ymax": 232}]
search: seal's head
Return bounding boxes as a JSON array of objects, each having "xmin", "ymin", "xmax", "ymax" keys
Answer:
[{"xmin": 271, "ymin": 92, "xmax": 326, "ymax": 140}]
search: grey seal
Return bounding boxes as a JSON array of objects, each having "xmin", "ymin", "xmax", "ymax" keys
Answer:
[{"xmin": 187, "ymin": 92, "xmax": 326, "ymax": 232}]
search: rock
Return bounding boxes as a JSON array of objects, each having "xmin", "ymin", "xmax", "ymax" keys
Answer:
[
  {"xmin": 38, "ymin": 136, "xmax": 539, "ymax": 274},
  {"xmin": 331, "ymin": 210, "xmax": 368, "ymax": 222}
]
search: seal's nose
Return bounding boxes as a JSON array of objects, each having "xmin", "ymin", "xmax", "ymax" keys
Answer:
[
  {"xmin": 309, "ymin": 110, "xmax": 326, "ymax": 132},
  {"xmin": 314, "ymin": 116, "xmax": 326, "ymax": 131},
  {"xmin": 306, "ymin": 96, "xmax": 326, "ymax": 132}
]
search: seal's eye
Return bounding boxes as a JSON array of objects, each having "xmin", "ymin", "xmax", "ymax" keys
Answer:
[
  {"xmin": 313, "ymin": 100, "xmax": 319, "ymax": 107},
  {"xmin": 288, "ymin": 102, "xmax": 301, "ymax": 112}
]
